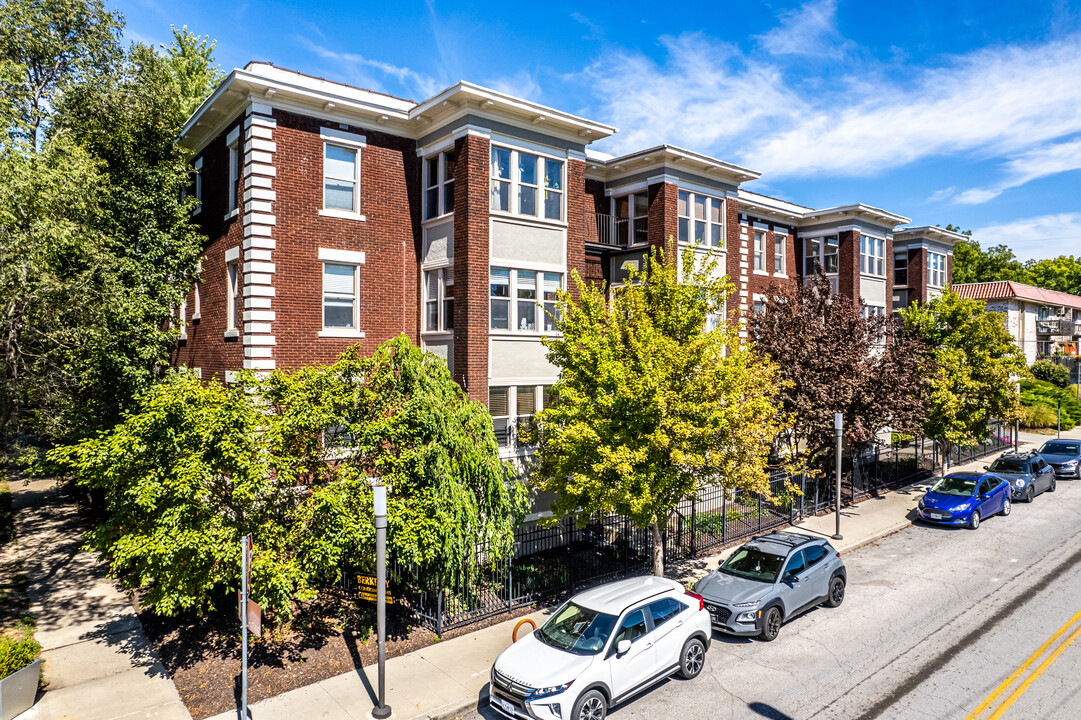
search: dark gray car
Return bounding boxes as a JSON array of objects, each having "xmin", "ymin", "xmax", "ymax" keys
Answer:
[
  {"xmin": 985, "ymin": 452, "xmax": 1056, "ymax": 502},
  {"xmin": 693, "ymin": 531, "xmax": 846, "ymax": 642},
  {"xmin": 1038, "ymin": 439, "xmax": 1081, "ymax": 479}
]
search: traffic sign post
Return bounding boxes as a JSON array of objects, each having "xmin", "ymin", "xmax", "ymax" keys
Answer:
[{"xmin": 238, "ymin": 534, "xmax": 261, "ymax": 719}]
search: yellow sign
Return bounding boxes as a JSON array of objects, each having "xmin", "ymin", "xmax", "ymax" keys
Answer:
[{"xmin": 357, "ymin": 574, "xmax": 393, "ymax": 604}]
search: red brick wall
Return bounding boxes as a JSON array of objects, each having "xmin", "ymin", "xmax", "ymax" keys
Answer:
[
  {"xmin": 838, "ymin": 230, "xmax": 860, "ymax": 302},
  {"xmin": 648, "ymin": 182, "xmax": 678, "ymax": 260},
  {"xmin": 908, "ymin": 247, "xmax": 927, "ymax": 306},
  {"xmin": 947, "ymin": 253, "xmax": 954, "ymax": 288},
  {"xmin": 270, "ymin": 109, "xmax": 421, "ymax": 371},
  {"xmin": 452, "ymin": 133, "xmax": 491, "ymax": 406},
  {"xmin": 725, "ymin": 199, "xmax": 742, "ymax": 323},
  {"xmin": 566, "ymin": 158, "xmax": 588, "ymax": 305},
  {"xmin": 583, "ymin": 255, "xmax": 605, "ymax": 289}
]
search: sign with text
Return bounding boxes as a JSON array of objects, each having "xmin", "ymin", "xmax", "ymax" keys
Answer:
[{"xmin": 357, "ymin": 573, "xmax": 393, "ymax": 604}]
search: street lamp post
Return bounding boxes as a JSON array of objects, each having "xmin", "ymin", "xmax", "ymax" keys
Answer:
[
  {"xmin": 1058, "ymin": 398, "xmax": 1062, "ymax": 439},
  {"xmin": 833, "ymin": 413, "xmax": 843, "ymax": 541},
  {"xmin": 372, "ymin": 484, "xmax": 392, "ymax": 720}
]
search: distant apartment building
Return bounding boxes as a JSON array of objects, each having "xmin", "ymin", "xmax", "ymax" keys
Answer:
[
  {"xmin": 173, "ymin": 62, "xmax": 962, "ymax": 466},
  {"xmin": 954, "ymin": 281, "xmax": 1081, "ymax": 364}
]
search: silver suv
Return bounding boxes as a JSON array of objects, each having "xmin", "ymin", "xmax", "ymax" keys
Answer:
[{"xmin": 693, "ymin": 532, "xmax": 846, "ymax": 641}]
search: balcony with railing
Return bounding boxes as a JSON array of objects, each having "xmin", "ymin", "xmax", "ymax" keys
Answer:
[
  {"xmin": 592, "ymin": 213, "xmax": 649, "ymax": 249},
  {"xmin": 1036, "ymin": 318, "xmax": 1072, "ymax": 336}
]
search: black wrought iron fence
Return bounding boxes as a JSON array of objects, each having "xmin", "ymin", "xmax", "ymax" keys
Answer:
[{"xmin": 333, "ymin": 423, "xmax": 1016, "ymax": 634}]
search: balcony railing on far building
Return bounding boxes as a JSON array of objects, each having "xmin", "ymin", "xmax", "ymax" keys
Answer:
[
  {"xmin": 1036, "ymin": 318, "xmax": 1073, "ymax": 336},
  {"xmin": 593, "ymin": 213, "xmax": 648, "ymax": 248}
]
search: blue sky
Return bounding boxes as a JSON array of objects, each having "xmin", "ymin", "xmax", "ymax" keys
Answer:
[{"xmin": 120, "ymin": 0, "xmax": 1081, "ymax": 261}]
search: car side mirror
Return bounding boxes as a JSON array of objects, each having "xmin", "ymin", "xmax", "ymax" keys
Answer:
[
  {"xmin": 616, "ymin": 639, "xmax": 631, "ymax": 656},
  {"xmin": 785, "ymin": 572, "xmax": 800, "ymax": 583}
]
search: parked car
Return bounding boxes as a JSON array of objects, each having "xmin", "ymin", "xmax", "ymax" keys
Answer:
[
  {"xmin": 917, "ymin": 472, "xmax": 1011, "ymax": 529},
  {"xmin": 489, "ymin": 576, "xmax": 712, "ymax": 720},
  {"xmin": 985, "ymin": 451, "xmax": 1056, "ymax": 502},
  {"xmin": 1037, "ymin": 439, "xmax": 1081, "ymax": 479},
  {"xmin": 693, "ymin": 531, "xmax": 846, "ymax": 642}
]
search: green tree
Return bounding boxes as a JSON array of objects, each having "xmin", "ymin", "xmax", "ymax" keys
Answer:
[
  {"xmin": 48, "ymin": 337, "xmax": 527, "ymax": 618},
  {"xmin": 901, "ymin": 291, "xmax": 1026, "ymax": 471},
  {"xmin": 532, "ymin": 247, "xmax": 788, "ymax": 576},
  {"xmin": 1024, "ymin": 256, "xmax": 1081, "ymax": 297},
  {"xmin": 160, "ymin": 25, "xmax": 223, "ymax": 122},
  {"xmin": 948, "ymin": 228, "xmax": 1027, "ymax": 286}
]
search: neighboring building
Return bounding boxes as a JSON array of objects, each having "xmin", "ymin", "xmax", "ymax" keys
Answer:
[
  {"xmin": 173, "ymin": 62, "xmax": 959, "ymax": 467},
  {"xmin": 954, "ymin": 281, "xmax": 1081, "ymax": 365}
]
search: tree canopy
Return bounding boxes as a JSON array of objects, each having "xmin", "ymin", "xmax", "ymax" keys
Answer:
[
  {"xmin": 948, "ymin": 226, "xmax": 1081, "ymax": 297},
  {"xmin": 0, "ymin": 0, "xmax": 216, "ymax": 445},
  {"xmin": 531, "ymin": 247, "xmax": 789, "ymax": 576},
  {"xmin": 48, "ymin": 336, "xmax": 528, "ymax": 619},
  {"xmin": 751, "ymin": 272, "xmax": 934, "ymax": 464},
  {"xmin": 901, "ymin": 290, "xmax": 1026, "ymax": 468}
]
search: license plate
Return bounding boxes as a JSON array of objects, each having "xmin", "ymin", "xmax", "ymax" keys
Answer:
[
  {"xmin": 925, "ymin": 511, "xmax": 943, "ymax": 519},
  {"xmin": 494, "ymin": 697, "xmax": 516, "ymax": 715}
]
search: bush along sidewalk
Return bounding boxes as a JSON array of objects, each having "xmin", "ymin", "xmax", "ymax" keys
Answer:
[{"xmin": 0, "ymin": 619, "xmax": 40, "ymax": 683}]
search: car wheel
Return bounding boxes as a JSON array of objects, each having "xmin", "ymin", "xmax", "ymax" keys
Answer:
[
  {"xmin": 1001, "ymin": 497, "xmax": 1011, "ymax": 516},
  {"xmin": 572, "ymin": 689, "xmax": 607, "ymax": 720},
  {"xmin": 825, "ymin": 576, "xmax": 846, "ymax": 608},
  {"xmin": 1049, "ymin": 476, "xmax": 1057, "ymax": 493},
  {"xmin": 676, "ymin": 637, "xmax": 706, "ymax": 679},
  {"xmin": 1025, "ymin": 486, "xmax": 1034, "ymax": 503},
  {"xmin": 759, "ymin": 607, "xmax": 782, "ymax": 642},
  {"xmin": 969, "ymin": 510, "xmax": 981, "ymax": 530}
]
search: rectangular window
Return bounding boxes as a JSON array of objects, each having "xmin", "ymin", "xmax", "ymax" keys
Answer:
[
  {"xmin": 226, "ymin": 260, "xmax": 239, "ymax": 332},
  {"xmin": 193, "ymin": 157, "xmax": 203, "ymax": 214},
  {"xmin": 424, "ymin": 267, "xmax": 454, "ymax": 332},
  {"xmin": 861, "ymin": 304, "xmax": 886, "ymax": 319},
  {"xmin": 860, "ymin": 235, "xmax": 886, "ymax": 277},
  {"xmin": 823, "ymin": 235, "xmax": 839, "ymax": 273},
  {"xmin": 178, "ymin": 297, "xmax": 187, "ymax": 340},
  {"xmin": 805, "ymin": 237, "xmax": 821, "ymax": 275},
  {"xmin": 774, "ymin": 232, "xmax": 786, "ymax": 274},
  {"xmin": 324, "ymin": 144, "xmax": 359, "ymax": 212},
  {"xmin": 542, "ymin": 272, "xmax": 561, "ymax": 332},
  {"xmin": 323, "ymin": 262, "xmax": 358, "ymax": 328},
  {"xmin": 490, "ymin": 267, "xmax": 510, "ymax": 330},
  {"xmin": 754, "ymin": 230, "xmax": 766, "ymax": 271},
  {"xmin": 894, "ymin": 253, "xmax": 908, "ymax": 286},
  {"xmin": 753, "ymin": 298, "xmax": 766, "ymax": 314},
  {"xmin": 425, "ymin": 149, "xmax": 456, "ymax": 220},
  {"xmin": 928, "ymin": 252, "xmax": 946, "ymax": 288},
  {"xmin": 490, "ymin": 146, "xmax": 563, "ymax": 221},
  {"xmin": 677, "ymin": 191, "xmax": 723, "ymax": 246},
  {"xmin": 490, "ymin": 386, "xmax": 510, "ymax": 447},
  {"xmin": 516, "ymin": 386, "xmax": 536, "ymax": 444},
  {"xmin": 517, "ymin": 270, "xmax": 537, "ymax": 330},
  {"xmin": 614, "ymin": 193, "xmax": 649, "ymax": 246},
  {"xmin": 227, "ymin": 141, "xmax": 240, "ymax": 214}
]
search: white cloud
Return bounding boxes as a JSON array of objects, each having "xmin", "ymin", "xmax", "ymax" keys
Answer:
[
  {"xmin": 756, "ymin": 0, "xmax": 845, "ymax": 58},
  {"xmin": 297, "ymin": 38, "xmax": 442, "ymax": 99},
  {"xmin": 927, "ymin": 187, "xmax": 957, "ymax": 203},
  {"xmin": 954, "ymin": 137, "xmax": 1081, "ymax": 204},
  {"xmin": 971, "ymin": 213, "xmax": 1081, "ymax": 261},
  {"xmin": 584, "ymin": 31, "xmax": 1081, "ymax": 181},
  {"xmin": 485, "ymin": 70, "xmax": 542, "ymax": 102}
]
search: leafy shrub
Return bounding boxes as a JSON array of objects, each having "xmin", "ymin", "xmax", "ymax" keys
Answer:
[
  {"xmin": 1031, "ymin": 360, "xmax": 1070, "ymax": 388},
  {"xmin": 1020, "ymin": 403, "xmax": 1058, "ymax": 429},
  {"xmin": 1020, "ymin": 379, "xmax": 1081, "ymax": 429},
  {"xmin": 0, "ymin": 621, "xmax": 40, "ymax": 680}
]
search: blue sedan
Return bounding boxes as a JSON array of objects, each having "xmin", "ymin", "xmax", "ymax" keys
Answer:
[{"xmin": 917, "ymin": 472, "xmax": 1012, "ymax": 530}]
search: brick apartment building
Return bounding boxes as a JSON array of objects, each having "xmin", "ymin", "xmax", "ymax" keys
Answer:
[{"xmin": 174, "ymin": 62, "xmax": 963, "ymax": 466}]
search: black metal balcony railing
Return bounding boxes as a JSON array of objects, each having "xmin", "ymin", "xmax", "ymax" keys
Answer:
[
  {"xmin": 1036, "ymin": 318, "xmax": 1073, "ymax": 336},
  {"xmin": 593, "ymin": 213, "xmax": 648, "ymax": 248}
]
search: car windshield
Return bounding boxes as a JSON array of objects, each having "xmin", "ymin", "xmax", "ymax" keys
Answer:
[
  {"xmin": 989, "ymin": 458, "xmax": 1027, "ymax": 474},
  {"xmin": 535, "ymin": 602, "xmax": 617, "ymax": 656},
  {"xmin": 1041, "ymin": 441, "xmax": 1080, "ymax": 455},
  {"xmin": 931, "ymin": 476, "xmax": 978, "ymax": 497},
  {"xmin": 719, "ymin": 547, "xmax": 786, "ymax": 583}
]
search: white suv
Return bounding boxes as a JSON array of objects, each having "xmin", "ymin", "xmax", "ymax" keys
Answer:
[{"xmin": 489, "ymin": 576, "xmax": 712, "ymax": 720}]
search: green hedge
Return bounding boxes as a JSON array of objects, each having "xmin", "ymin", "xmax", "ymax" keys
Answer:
[
  {"xmin": 0, "ymin": 621, "xmax": 40, "ymax": 681},
  {"xmin": 1031, "ymin": 360, "xmax": 1070, "ymax": 388},
  {"xmin": 1020, "ymin": 380, "xmax": 1081, "ymax": 429}
]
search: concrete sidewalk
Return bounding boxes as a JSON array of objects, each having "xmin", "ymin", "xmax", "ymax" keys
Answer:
[
  {"xmin": 206, "ymin": 439, "xmax": 1066, "ymax": 720},
  {"xmin": 9, "ymin": 478, "xmax": 191, "ymax": 720}
]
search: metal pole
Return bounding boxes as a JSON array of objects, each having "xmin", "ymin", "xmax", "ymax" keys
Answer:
[
  {"xmin": 241, "ymin": 537, "xmax": 248, "ymax": 720},
  {"xmin": 1058, "ymin": 398, "xmax": 1062, "ymax": 439},
  {"xmin": 833, "ymin": 413, "xmax": 843, "ymax": 541},
  {"xmin": 373, "ymin": 484, "xmax": 392, "ymax": 720}
]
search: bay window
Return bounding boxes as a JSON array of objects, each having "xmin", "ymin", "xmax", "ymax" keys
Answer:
[
  {"xmin": 424, "ymin": 149, "xmax": 455, "ymax": 220},
  {"xmin": 860, "ymin": 235, "xmax": 886, "ymax": 277},
  {"xmin": 678, "ymin": 191, "xmax": 723, "ymax": 247},
  {"xmin": 490, "ymin": 266, "xmax": 564, "ymax": 333},
  {"xmin": 614, "ymin": 193, "xmax": 648, "ymax": 246},
  {"xmin": 516, "ymin": 386, "xmax": 536, "ymax": 443},
  {"xmin": 490, "ymin": 146, "xmax": 564, "ymax": 221},
  {"xmin": 894, "ymin": 253, "xmax": 908, "ymax": 286},
  {"xmin": 489, "ymin": 384, "xmax": 555, "ymax": 450},
  {"xmin": 804, "ymin": 235, "xmax": 839, "ymax": 275},
  {"xmin": 424, "ymin": 267, "xmax": 454, "ymax": 332},
  {"xmin": 928, "ymin": 252, "xmax": 946, "ymax": 288},
  {"xmin": 490, "ymin": 387, "xmax": 511, "ymax": 447}
]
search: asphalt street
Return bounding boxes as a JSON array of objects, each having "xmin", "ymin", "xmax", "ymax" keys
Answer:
[{"xmin": 467, "ymin": 475, "xmax": 1081, "ymax": 720}]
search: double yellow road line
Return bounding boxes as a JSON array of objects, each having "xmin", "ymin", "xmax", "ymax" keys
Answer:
[{"xmin": 966, "ymin": 606, "xmax": 1081, "ymax": 720}]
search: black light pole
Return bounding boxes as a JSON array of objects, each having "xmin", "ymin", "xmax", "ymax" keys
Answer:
[
  {"xmin": 1058, "ymin": 398, "xmax": 1062, "ymax": 439},
  {"xmin": 372, "ymin": 484, "xmax": 392, "ymax": 720},
  {"xmin": 833, "ymin": 413, "xmax": 843, "ymax": 541}
]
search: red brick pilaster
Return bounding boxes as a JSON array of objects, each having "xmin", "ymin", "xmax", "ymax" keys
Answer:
[
  {"xmin": 909, "ymin": 247, "xmax": 927, "ymax": 305},
  {"xmin": 453, "ymin": 133, "xmax": 490, "ymax": 406},
  {"xmin": 647, "ymin": 182, "xmax": 679, "ymax": 262},
  {"xmin": 838, "ymin": 230, "xmax": 860, "ymax": 303},
  {"xmin": 566, "ymin": 158, "xmax": 587, "ymax": 305}
]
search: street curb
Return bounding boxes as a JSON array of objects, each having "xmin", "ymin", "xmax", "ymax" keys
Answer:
[
  {"xmin": 837, "ymin": 519, "xmax": 914, "ymax": 556},
  {"xmin": 418, "ymin": 687, "xmax": 490, "ymax": 720}
]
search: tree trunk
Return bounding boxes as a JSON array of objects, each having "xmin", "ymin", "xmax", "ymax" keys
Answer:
[
  {"xmin": 650, "ymin": 521, "xmax": 664, "ymax": 576},
  {"xmin": 942, "ymin": 442, "xmax": 951, "ymax": 475}
]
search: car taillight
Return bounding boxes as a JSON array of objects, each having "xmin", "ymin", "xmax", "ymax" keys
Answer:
[{"xmin": 685, "ymin": 589, "xmax": 704, "ymax": 611}]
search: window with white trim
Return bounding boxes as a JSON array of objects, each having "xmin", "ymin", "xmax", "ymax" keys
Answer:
[
  {"xmin": 324, "ymin": 144, "xmax": 360, "ymax": 213},
  {"xmin": 424, "ymin": 267, "xmax": 454, "ymax": 332},
  {"xmin": 516, "ymin": 385, "xmax": 537, "ymax": 444},
  {"xmin": 927, "ymin": 252, "xmax": 946, "ymax": 288},
  {"xmin": 490, "ymin": 267, "xmax": 563, "ymax": 333},
  {"xmin": 614, "ymin": 193, "xmax": 648, "ymax": 246},
  {"xmin": 178, "ymin": 297, "xmax": 187, "ymax": 340},
  {"xmin": 193, "ymin": 157, "xmax": 203, "ymax": 214},
  {"xmin": 323, "ymin": 262, "xmax": 359, "ymax": 329},
  {"xmin": 754, "ymin": 230, "xmax": 766, "ymax": 271},
  {"xmin": 490, "ymin": 386, "xmax": 511, "ymax": 447},
  {"xmin": 424, "ymin": 149, "xmax": 456, "ymax": 220},
  {"xmin": 894, "ymin": 252, "xmax": 908, "ymax": 286},
  {"xmin": 677, "ymin": 191, "xmax": 723, "ymax": 247},
  {"xmin": 489, "ymin": 385, "xmax": 553, "ymax": 449},
  {"xmin": 227, "ymin": 141, "xmax": 240, "ymax": 214},
  {"xmin": 774, "ymin": 232, "xmax": 786, "ymax": 274},
  {"xmin": 860, "ymin": 304, "xmax": 886, "ymax": 318},
  {"xmin": 490, "ymin": 146, "xmax": 563, "ymax": 221},
  {"xmin": 226, "ymin": 260, "xmax": 239, "ymax": 333},
  {"xmin": 860, "ymin": 235, "xmax": 885, "ymax": 277},
  {"xmin": 804, "ymin": 235, "xmax": 839, "ymax": 275}
]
